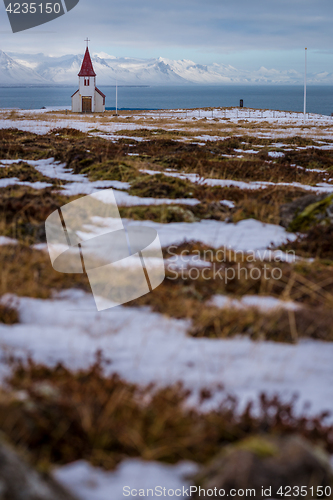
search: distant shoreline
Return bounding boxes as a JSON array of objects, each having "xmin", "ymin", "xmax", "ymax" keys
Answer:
[
  {"xmin": 1, "ymin": 84, "xmax": 333, "ymax": 88},
  {"xmin": 0, "ymin": 85, "xmax": 151, "ymax": 89},
  {"xmin": 1, "ymin": 85, "xmax": 332, "ymax": 115}
]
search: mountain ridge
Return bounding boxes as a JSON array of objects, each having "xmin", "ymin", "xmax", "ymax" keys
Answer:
[{"xmin": 1, "ymin": 50, "xmax": 333, "ymax": 86}]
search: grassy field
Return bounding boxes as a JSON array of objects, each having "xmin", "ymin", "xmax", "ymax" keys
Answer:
[{"xmin": 1, "ymin": 109, "xmax": 333, "ymax": 493}]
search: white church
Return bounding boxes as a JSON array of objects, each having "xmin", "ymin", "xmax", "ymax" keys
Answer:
[{"xmin": 71, "ymin": 43, "xmax": 106, "ymax": 113}]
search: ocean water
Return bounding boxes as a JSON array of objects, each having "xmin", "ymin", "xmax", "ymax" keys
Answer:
[{"xmin": 0, "ymin": 85, "xmax": 332, "ymax": 116}]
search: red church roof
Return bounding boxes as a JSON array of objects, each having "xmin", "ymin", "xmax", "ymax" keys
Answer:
[
  {"xmin": 95, "ymin": 87, "xmax": 106, "ymax": 105},
  {"xmin": 95, "ymin": 87, "xmax": 105, "ymax": 98},
  {"xmin": 78, "ymin": 48, "xmax": 96, "ymax": 77}
]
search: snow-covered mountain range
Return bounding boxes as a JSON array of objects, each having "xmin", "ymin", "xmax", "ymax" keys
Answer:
[
  {"xmin": 1, "ymin": 50, "xmax": 333, "ymax": 86},
  {"xmin": 0, "ymin": 50, "xmax": 48, "ymax": 85}
]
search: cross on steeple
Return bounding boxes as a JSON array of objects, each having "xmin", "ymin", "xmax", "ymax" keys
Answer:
[{"xmin": 85, "ymin": 38, "xmax": 90, "ymax": 48}]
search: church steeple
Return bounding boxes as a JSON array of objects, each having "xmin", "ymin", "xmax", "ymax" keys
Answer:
[
  {"xmin": 72, "ymin": 40, "xmax": 105, "ymax": 113},
  {"xmin": 78, "ymin": 47, "xmax": 96, "ymax": 77}
]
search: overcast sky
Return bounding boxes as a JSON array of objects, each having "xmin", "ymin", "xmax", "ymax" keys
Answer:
[{"xmin": 0, "ymin": 0, "xmax": 332, "ymax": 72}]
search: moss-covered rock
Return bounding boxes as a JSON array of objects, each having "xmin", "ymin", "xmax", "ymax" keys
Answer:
[
  {"xmin": 129, "ymin": 173, "xmax": 194, "ymax": 199},
  {"xmin": 280, "ymin": 193, "xmax": 333, "ymax": 232},
  {"xmin": 81, "ymin": 160, "xmax": 138, "ymax": 182},
  {"xmin": 0, "ymin": 438, "xmax": 78, "ymax": 500},
  {"xmin": 119, "ymin": 204, "xmax": 198, "ymax": 223},
  {"xmin": 192, "ymin": 434, "xmax": 332, "ymax": 499}
]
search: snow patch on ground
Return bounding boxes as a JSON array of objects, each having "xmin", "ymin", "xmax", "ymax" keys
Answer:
[
  {"xmin": 121, "ymin": 218, "xmax": 296, "ymax": 252},
  {"xmin": 54, "ymin": 459, "xmax": 198, "ymax": 500},
  {"xmin": 220, "ymin": 200, "xmax": 235, "ymax": 208},
  {"xmin": 0, "ymin": 177, "xmax": 52, "ymax": 190},
  {"xmin": 208, "ymin": 294, "xmax": 301, "ymax": 312},
  {"xmin": 234, "ymin": 149, "xmax": 259, "ymax": 154},
  {"xmin": 0, "ymin": 157, "xmax": 201, "ymax": 205},
  {"xmin": 0, "ymin": 157, "xmax": 130, "ymax": 190},
  {"xmin": 60, "ymin": 182, "xmax": 200, "ymax": 205},
  {"xmin": 0, "ymin": 291, "xmax": 333, "ymax": 419},
  {"xmin": 1, "ymin": 108, "xmax": 333, "ymax": 142},
  {"xmin": 0, "ymin": 236, "xmax": 18, "ymax": 245},
  {"xmin": 78, "ymin": 216, "xmax": 296, "ymax": 254},
  {"xmin": 166, "ymin": 254, "xmax": 211, "ymax": 271},
  {"xmin": 268, "ymin": 151, "xmax": 285, "ymax": 158},
  {"xmin": 140, "ymin": 168, "xmax": 332, "ymax": 194}
]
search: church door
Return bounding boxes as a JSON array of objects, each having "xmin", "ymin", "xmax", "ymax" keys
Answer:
[{"xmin": 82, "ymin": 97, "xmax": 92, "ymax": 113}]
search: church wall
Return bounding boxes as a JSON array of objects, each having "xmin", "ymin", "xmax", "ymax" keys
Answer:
[
  {"xmin": 79, "ymin": 76, "xmax": 96, "ymax": 95},
  {"xmin": 95, "ymin": 90, "xmax": 105, "ymax": 112},
  {"xmin": 72, "ymin": 92, "xmax": 81, "ymax": 113}
]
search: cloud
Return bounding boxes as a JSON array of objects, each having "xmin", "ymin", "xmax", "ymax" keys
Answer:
[
  {"xmin": 74, "ymin": 0, "xmax": 333, "ymax": 50},
  {"xmin": 0, "ymin": 0, "xmax": 332, "ymax": 68}
]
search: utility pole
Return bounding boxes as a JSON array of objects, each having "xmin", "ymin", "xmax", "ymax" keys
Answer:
[
  {"xmin": 116, "ymin": 75, "xmax": 118, "ymax": 116},
  {"xmin": 304, "ymin": 48, "xmax": 307, "ymax": 121}
]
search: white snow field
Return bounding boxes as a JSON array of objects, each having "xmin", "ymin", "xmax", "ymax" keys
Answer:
[
  {"xmin": 1, "ymin": 106, "xmax": 333, "ymax": 140},
  {"xmin": 54, "ymin": 459, "xmax": 198, "ymax": 500}
]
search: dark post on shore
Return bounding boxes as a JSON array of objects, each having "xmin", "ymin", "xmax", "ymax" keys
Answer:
[{"xmin": 240, "ymin": 99, "xmax": 244, "ymax": 108}]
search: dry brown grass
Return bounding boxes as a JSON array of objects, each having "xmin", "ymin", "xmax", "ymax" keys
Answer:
[
  {"xmin": 190, "ymin": 305, "xmax": 333, "ymax": 343},
  {"xmin": 0, "ymin": 186, "xmax": 79, "ymax": 243},
  {"xmin": 0, "ymin": 244, "xmax": 90, "ymax": 299},
  {"xmin": 2, "ymin": 128, "xmax": 333, "ymax": 344},
  {"xmin": 128, "ymin": 246, "xmax": 333, "ymax": 341},
  {"xmin": 2, "ymin": 128, "xmax": 328, "ymax": 186},
  {"xmin": 0, "ymin": 237, "xmax": 331, "ymax": 343},
  {"xmin": 0, "ymin": 300, "xmax": 19, "ymax": 324},
  {"xmin": 0, "ymin": 238, "xmax": 332, "ymax": 343},
  {"xmin": 282, "ymin": 224, "xmax": 333, "ymax": 261},
  {"xmin": 2, "ymin": 120, "xmax": 333, "ymax": 474},
  {"xmin": 159, "ymin": 246, "xmax": 333, "ymax": 308},
  {"xmin": 145, "ymin": 145, "xmax": 327, "ymax": 186},
  {"xmin": 2, "ymin": 128, "xmax": 325, "ymax": 229},
  {"xmin": 129, "ymin": 173, "xmax": 194, "ymax": 198},
  {"xmin": 0, "ymin": 162, "xmax": 56, "ymax": 184},
  {"xmin": 119, "ymin": 204, "xmax": 202, "ymax": 223},
  {"xmin": 0, "ymin": 360, "xmax": 332, "ymax": 471},
  {"xmin": 224, "ymin": 186, "xmax": 308, "ymax": 225}
]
